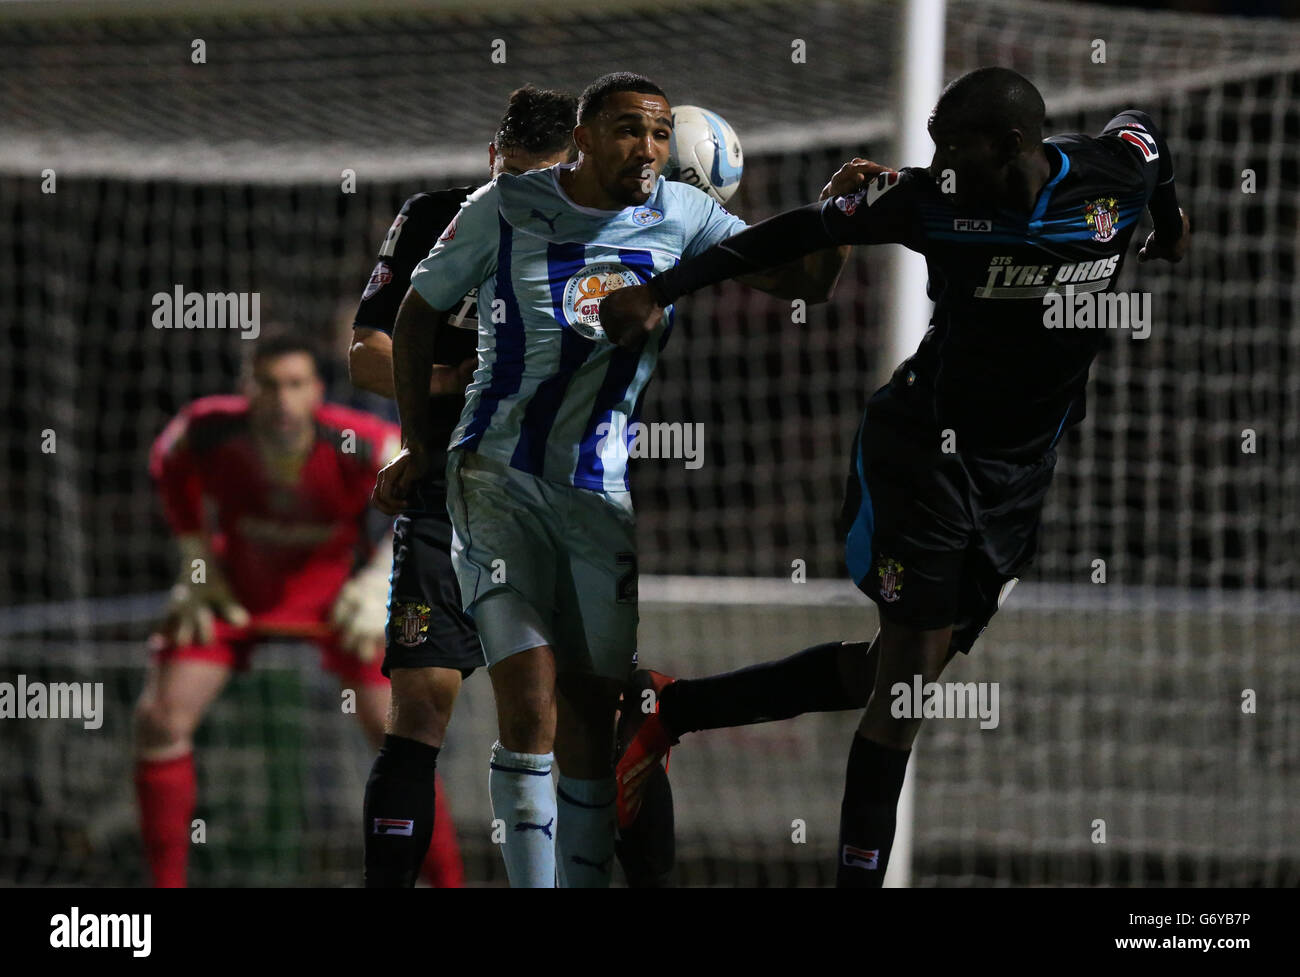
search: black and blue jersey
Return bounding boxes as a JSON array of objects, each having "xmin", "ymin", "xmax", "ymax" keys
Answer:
[{"xmin": 818, "ymin": 112, "xmax": 1169, "ymax": 458}]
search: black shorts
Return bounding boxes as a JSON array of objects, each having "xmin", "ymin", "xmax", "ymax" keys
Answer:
[
  {"xmin": 839, "ymin": 381, "xmax": 1056, "ymax": 655},
  {"xmin": 383, "ymin": 481, "xmax": 485, "ymax": 678}
]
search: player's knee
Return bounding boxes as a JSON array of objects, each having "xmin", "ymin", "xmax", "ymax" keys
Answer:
[
  {"xmin": 389, "ymin": 695, "xmax": 452, "ymax": 746},
  {"xmin": 496, "ymin": 689, "xmax": 553, "ymax": 752},
  {"xmin": 879, "ymin": 619, "xmax": 953, "ymax": 683},
  {"xmin": 557, "ymin": 674, "xmax": 621, "ymax": 728},
  {"xmin": 389, "ymin": 677, "xmax": 456, "ymax": 747},
  {"xmin": 499, "ymin": 698, "xmax": 550, "ymax": 742},
  {"xmin": 133, "ymin": 696, "xmax": 193, "ymax": 753}
]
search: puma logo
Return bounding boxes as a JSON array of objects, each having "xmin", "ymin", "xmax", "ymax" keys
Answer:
[
  {"xmin": 570, "ymin": 853, "xmax": 612, "ymax": 871},
  {"xmin": 515, "ymin": 817, "xmax": 555, "ymax": 839},
  {"xmin": 530, "ymin": 209, "xmax": 559, "ymax": 233}
]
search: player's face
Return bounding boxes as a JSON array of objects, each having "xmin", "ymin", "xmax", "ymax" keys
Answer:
[
  {"xmin": 928, "ymin": 115, "xmax": 1004, "ymax": 212},
  {"xmin": 489, "ymin": 143, "xmax": 573, "ymax": 179},
  {"xmin": 247, "ymin": 352, "xmax": 323, "ymax": 446},
  {"xmin": 577, "ymin": 91, "xmax": 673, "ymax": 206}
]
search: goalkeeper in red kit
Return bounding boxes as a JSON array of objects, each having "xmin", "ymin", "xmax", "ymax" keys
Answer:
[{"xmin": 132, "ymin": 334, "xmax": 463, "ymax": 887}]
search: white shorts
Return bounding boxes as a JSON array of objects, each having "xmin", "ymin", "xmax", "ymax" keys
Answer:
[{"xmin": 446, "ymin": 449, "xmax": 638, "ymax": 681}]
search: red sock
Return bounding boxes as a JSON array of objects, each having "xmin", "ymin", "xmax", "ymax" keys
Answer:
[
  {"xmin": 134, "ymin": 753, "xmax": 197, "ymax": 888},
  {"xmin": 420, "ymin": 774, "xmax": 464, "ymax": 888}
]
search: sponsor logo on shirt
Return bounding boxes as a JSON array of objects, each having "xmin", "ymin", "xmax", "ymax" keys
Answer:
[
  {"xmin": 447, "ymin": 287, "xmax": 479, "ymax": 330},
  {"xmin": 437, "ymin": 214, "xmax": 458, "ymax": 243},
  {"xmin": 953, "ymin": 218, "xmax": 992, "ymax": 232},
  {"xmin": 561, "ymin": 262, "xmax": 642, "ymax": 341}
]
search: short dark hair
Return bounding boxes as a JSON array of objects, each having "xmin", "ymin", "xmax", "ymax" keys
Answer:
[
  {"xmin": 494, "ymin": 85, "xmax": 578, "ymax": 159},
  {"xmin": 933, "ymin": 66, "xmax": 1045, "ymax": 142},
  {"xmin": 577, "ymin": 72, "xmax": 668, "ymax": 125},
  {"xmin": 249, "ymin": 332, "xmax": 322, "ymax": 375}
]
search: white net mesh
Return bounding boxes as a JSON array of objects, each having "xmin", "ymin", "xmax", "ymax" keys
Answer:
[{"xmin": 2, "ymin": 0, "xmax": 1297, "ymax": 886}]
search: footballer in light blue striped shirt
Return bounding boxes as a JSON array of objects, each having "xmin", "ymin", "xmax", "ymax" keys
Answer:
[{"xmin": 373, "ymin": 71, "xmax": 850, "ymax": 888}]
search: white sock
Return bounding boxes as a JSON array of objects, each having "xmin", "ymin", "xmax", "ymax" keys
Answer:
[
  {"xmin": 555, "ymin": 774, "xmax": 616, "ymax": 888},
  {"xmin": 489, "ymin": 742, "xmax": 556, "ymax": 888}
]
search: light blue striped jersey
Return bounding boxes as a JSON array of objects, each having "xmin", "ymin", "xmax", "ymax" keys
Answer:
[{"xmin": 409, "ymin": 162, "xmax": 745, "ymax": 492}]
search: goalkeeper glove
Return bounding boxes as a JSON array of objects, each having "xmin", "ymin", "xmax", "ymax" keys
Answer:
[
  {"xmin": 330, "ymin": 538, "xmax": 392, "ymax": 663},
  {"xmin": 163, "ymin": 534, "xmax": 250, "ymax": 646}
]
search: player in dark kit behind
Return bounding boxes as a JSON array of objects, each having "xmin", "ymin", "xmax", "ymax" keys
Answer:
[
  {"xmin": 602, "ymin": 66, "xmax": 1189, "ymax": 886},
  {"xmin": 353, "ymin": 85, "xmax": 674, "ymax": 887}
]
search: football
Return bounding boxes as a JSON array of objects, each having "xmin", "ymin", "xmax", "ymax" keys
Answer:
[{"xmin": 666, "ymin": 105, "xmax": 744, "ymax": 204}]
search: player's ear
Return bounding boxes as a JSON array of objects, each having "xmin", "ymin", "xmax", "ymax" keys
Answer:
[
  {"xmin": 999, "ymin": 128, "xmax": 1025, "ymax": 163},
  {"xmin": 573, "ymin": 122, "xmax": 593, "ymax": 157},
  {"xmin": 488, "ymin": 141, "xmax": 497, "ymax": 174}
]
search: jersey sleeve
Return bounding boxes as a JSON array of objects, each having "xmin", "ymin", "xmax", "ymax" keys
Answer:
[
  {"xmin": 819, "ymin": 168, "xmax": 921, "ymax": 247},
  {"xmin": 680, "ymin": 185, "xmax": 749, "ymax": 260},
  {"xmin": 409, "ymin": 183, "xmax": 502, "ymax": 312},
  {"xmin": 1100, "ymin": 111, "xmax": 1172, "ymax": 194},
  {"xmin": 149, "ymin": 409, "xmax": 205, "ymax": 535},
  {"xmin": 353, "ymin": 193, "xmax": 459, "ymax": 336}
]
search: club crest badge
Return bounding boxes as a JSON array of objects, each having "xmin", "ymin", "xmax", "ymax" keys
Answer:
[
  {"xmin": 1084, "ymin": 197, "xmax": 1120, "ymax": 243},
  {"xmin": 631, "ymin": 206, "xmax": 664, "ymax": 226},
  {"xmin": 877, "ymin": 557, "xmax": 904, "ymax": 603},
  {"xmin": 392, "ymin": 601, "xmax": 431, "ymax": 647}
]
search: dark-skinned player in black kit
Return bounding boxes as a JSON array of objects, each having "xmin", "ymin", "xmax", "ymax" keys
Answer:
[{"xmin": 602, "ymin": 66, "xmax": 1189, "ymax": 887}]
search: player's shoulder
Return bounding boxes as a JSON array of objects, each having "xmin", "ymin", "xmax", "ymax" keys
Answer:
[
  {"xmin": 182, "ymin": 393, "xmax": 249, "ymax": 420},
  {"xmin": 399, "ymin": 186, "xmax": 476, "ymax": 222},
  {"xmin": 658, "ymin": 177, "xmax": 722, "ymax": 215},
  {"xmin": 315, "ymin": 402, "xmax": 398, "ymax": 439},
  {"xmin": 494, "ymin": 166, "xmax": 560, "ymax": 212},
  {"xmin": 161, "ymin": 395, "xmax": 250, "ymax": 455},
  {"xmin": 315, "ymin": 403, "xmax": 400, "ymax": 468},
  {"xmin": 1050, "ymin": 129, "xmax": 1149, "ymax": 185}
]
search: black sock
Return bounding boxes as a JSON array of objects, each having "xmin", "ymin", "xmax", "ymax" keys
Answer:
[
  {"xmin": 659, "ymin": 639, "xmax": 876, "ymax": 737},
  {"xmin": 363, "ymin": 734, "xmax": 439, "ymax": 888},
  {"xmin": 836, "ymin": 733, "xmax": 911, "ymax": 888}
]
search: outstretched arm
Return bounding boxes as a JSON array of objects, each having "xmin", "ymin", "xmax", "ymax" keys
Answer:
[
  {"xmin": 603, "ymin": 159, "xmax": 899, "ymax": 347},
  {"xmin": 730, "ymin": 159, "xmax": 892, "ymax": 300},
  {"xmin": 603, "ymin": 204, "xmax": 840, "ymax": 348}
]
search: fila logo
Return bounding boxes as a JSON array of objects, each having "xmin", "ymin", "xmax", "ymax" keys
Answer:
[
  {"xmin": 953, "ymin": 218, "xmax": 992, "ymax": 232},
  {"xmin": 372, "ymin": 817, "xmax": 414, "ymax": 836},
  {"xmin": 841, "ymin": 845, "xmax": 880, "ymax": 870},
  {"xmin": 1119, "ymin": 128, "xmax": 1159, "ymax": 163}
]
